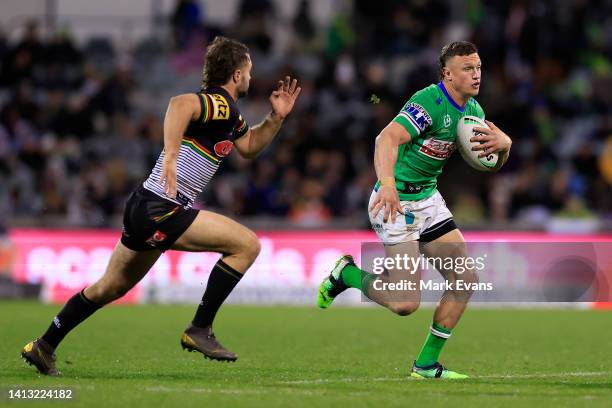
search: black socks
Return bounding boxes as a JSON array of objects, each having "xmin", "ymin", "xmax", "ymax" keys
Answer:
[
  {"xmin": 192, "ymin": 259, "xmax": 243, "ymax": 328},
  {"xmin": 41, "ymin": 289, "xmax": 102, "ymax": 350}
]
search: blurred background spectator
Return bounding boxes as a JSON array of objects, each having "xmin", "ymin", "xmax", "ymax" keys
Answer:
[{"xmin": 0, "ymin": 0, "xmax": 610, "ymax": 231}]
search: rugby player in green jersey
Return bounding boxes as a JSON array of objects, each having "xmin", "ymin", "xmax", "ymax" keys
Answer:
[{"xmin": 318, "ymin": 41, "xmax": 512, "ymax": 379}]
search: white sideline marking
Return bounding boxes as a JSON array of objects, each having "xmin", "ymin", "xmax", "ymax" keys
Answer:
[
  {"xmin": 279, "ymin": 371, "xmax": 612, "ymax": 384},
  {"xmin": 144, "ymin": 386, "xmax": 366, "ymax": 396},
  {"xmin": 146, "ymin": 386, "xmax": 266, "ymax": 395},
  {"xmin": 478, "ymin": 371, "xmax": 612, "ymax": 380},
  {"xmin": 281, "ymin": 377, "xmax": 403, "ymax": 385},
  {"xmin": 142, "ymin": 372, "xmax": 612, "ymax": 394}
]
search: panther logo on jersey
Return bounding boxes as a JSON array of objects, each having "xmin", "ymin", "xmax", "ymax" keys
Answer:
[{"xmin": 214, "ymin": 140, "xmax": 234, "ymax": 157}]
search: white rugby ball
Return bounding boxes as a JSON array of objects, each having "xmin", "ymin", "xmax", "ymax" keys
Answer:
[{"xmin": 456, "ymin": 115, "xmax": 498, "ymax": 171}]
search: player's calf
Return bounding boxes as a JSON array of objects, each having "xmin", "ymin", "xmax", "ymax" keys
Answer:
[
  {"xmin": 85, "ymin": 278, "xmax": 134, "ymax": 305},
  {"xmin": 448, "ymin": 268, "xmax": 479, "ymax": 303},
  {"xmin": 83, "ymin": 243, "xmax": 161, "ymax": 305},
  {"xmin": 388, "ymin": 301, "xmax": 420, "ymax": 316}
]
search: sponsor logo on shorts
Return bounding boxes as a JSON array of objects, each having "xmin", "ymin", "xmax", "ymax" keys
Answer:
[
  {"xmin": 146, "ymin": 230, "xmax": 167, "ymax": 247},
  {"xmin": 405, "ymin": 212, "xmax": 415, "ymax": 224},
  {"xmin": 371, "ymin": 223, "xmax": 384, "ymax": 234},
  {"xmin": 418, "ymin": 138, "xmax": 456, "ymax": 160},
  {"xmin": 175, "ymin": 191, "xmax": 190, "ymax": 206}
]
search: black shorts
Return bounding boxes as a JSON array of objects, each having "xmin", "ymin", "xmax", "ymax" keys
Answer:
[
  {"xmin": 418, "ymin": 218, "xmax": 458, "ymax": 243},
  {"xmin": 120, "ymin": 185, "xmax": 199, "ymax": 252}
]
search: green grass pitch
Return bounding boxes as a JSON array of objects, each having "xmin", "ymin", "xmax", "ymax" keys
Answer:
[{"xmin": 1, "ymin": 301, "xmax": 611, "ymax": 407}]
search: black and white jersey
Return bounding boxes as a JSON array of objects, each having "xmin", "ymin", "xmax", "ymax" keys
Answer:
[{"xmin": 143, "ymin": 87, "xmax": 249, "ymax": 207}]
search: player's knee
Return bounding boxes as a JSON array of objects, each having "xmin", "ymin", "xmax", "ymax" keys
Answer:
[
  {"xmin": 456, "ymin": 269, "xmax": 479, "ymax": 299},
  {"xmin": 242, "ymin": 231, "xmax": 261, "ymax": 262},
  {"xmin": 389, "ymin": 301, "xmax": 420, "ymax": 316},
  {"xmin": 461, "ymin": 269, "xmax": 479, "ymax": 287}
]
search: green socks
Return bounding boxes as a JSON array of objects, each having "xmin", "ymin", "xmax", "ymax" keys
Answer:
[
  {"xmin": 341, "ymin": 261, "xmax": 453, "ymax": 368},
  {"xmin": 340, "ymin": 265, "xmax": 377, "ymax": 295},
  {"xmin": 415, "ymin": 322, "xmax": 452, "ymax": 367}
]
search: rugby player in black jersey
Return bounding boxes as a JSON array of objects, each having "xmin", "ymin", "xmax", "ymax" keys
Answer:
[{"xmin": 22, "ymin": 36, "xmax": 301, "ymax": 375}]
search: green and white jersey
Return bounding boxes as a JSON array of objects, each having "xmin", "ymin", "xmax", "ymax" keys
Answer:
[{"xmin": 379, "ymin": 82, "xmax": 485, "ymax": 201}]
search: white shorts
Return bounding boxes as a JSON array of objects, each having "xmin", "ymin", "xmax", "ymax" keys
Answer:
[{"xmin": 368, "ymin": 189, "xmax": 456, "ymax": 245}]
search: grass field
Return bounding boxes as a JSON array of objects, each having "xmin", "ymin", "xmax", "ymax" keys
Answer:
[{"xmin": 1, "ymin": 301, "xmax": 611, "ymax": 407}]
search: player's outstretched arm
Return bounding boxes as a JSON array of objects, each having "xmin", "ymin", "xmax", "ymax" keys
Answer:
[
  {"xmin": 471, "ymin": 120, "xmax": 512, "ymax": 172},
  {"xmin": 234, "ymin": 76, "xmax": 301, "ymax": 159},
  {"xmin": 159, "ymin": 94, "xmax": 201, "ymax": 198},
  {"xmin": 369, "ymin": 122, "xmax": 411, "ymax": 223}
]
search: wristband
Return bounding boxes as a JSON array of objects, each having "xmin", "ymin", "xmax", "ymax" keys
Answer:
[{"xmin": 380, "ymin": 177, "xmax": 395, "ymax": 187}]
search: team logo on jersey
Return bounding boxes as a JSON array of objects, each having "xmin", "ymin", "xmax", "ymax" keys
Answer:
[
  {"xmin": 419, "ymin": 138, "xmax": 456, "ymax": 160},
  {"xmin": 400, "ymin": 103, "xmax": 432, "ymax": 132},
  {"xmin": 214, "ymin": 140, "xmax": 234, "ymax": 157},
  {"xmin": 444, "ymin": 114, "xmax": 451, "ymax": 128},
  {"xmin": 146, "ymin": 230, "xmax": 167, "ymax": 247},
  {"xmin": 211, "ymin": 94, "xmax": 230, "ymax": 120}
]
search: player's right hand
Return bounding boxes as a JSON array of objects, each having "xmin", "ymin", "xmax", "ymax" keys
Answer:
[
  {"xmin": 159, "ymin": 156, "xmax": 178, "ymax": 199},
  {"xmin": 369, "ymin": 185, "xmax": 404, "ymax": 223}
]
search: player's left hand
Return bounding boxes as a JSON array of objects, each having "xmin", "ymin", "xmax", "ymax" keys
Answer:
[
  {"xmin": 471, "ymin": 120, "xmax": 512, "ymax": 158},
  {"xmin": 269, "ymin": 76, "xmax": 302, "ymax": 120}
]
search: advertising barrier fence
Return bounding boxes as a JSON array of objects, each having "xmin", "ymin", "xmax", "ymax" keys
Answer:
[{"xmin": 8, "ymin": 229, "xmax": 612, "ymax": 308}]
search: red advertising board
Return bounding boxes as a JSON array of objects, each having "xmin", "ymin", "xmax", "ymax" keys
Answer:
[{"xmin": 8, "ymin": 229, "xmax": 612, "ymax": 306}]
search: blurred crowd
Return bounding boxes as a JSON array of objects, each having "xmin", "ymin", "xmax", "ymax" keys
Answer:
[{"xmin": 0, "ymin": 0, "xmax": 611, "ymax": 228}]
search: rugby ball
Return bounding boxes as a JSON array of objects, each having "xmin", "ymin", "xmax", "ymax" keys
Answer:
[{"xmin": 456, "ymin": 116, "xmax": 498, "ymax": 171}]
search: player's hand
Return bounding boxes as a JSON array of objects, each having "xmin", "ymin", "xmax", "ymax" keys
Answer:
[
  {"xmin": 471, "ymin": 120, "xmax": 512, "ymax": 158},
  {"xmin": 369, "ymin": 185, "xmax": 404, "ymax": 223},
  {"xmin": 269, "ymin": 76, "xmax": 302, "ymax": 120},
  {"xmin": 159, "ymin": 155, "xmax": 178, "ymax": 198}
]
